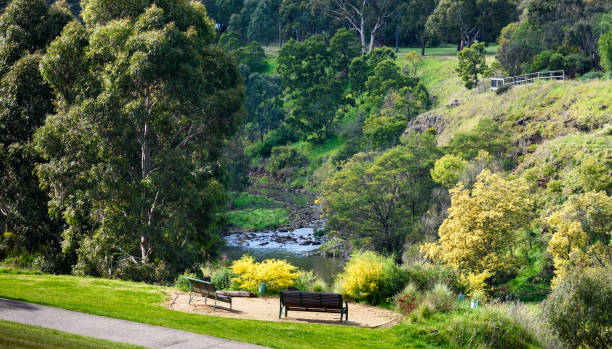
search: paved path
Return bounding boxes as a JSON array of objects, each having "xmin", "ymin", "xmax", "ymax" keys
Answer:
[{"xmin": 0, "ymin": 298, "xmax": 268, "ymax": 349}]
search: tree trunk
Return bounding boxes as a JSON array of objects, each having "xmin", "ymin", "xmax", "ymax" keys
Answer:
[
  {"xmin": 140, "ymin": 122, "xmax": 152, "ymax": 263},
  {"xmin": 360, "ymin": 17, "xmax": 367, "ymax": 54},
  {"xmin": 421, "ymin": 37, "xmax": 426, "ymax": 56},
  {"xmin": 395, "ymin": 22, "xmax": 399, "ymax": 53}
]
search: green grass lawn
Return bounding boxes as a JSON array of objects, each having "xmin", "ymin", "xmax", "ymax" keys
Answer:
[
  {"xmin": 0, "ymin": 270, "xmax": 437, "ymax": 349},
  {"xmin": 0, "ymin": 320, "xmax": 143, "ymax": 349}
]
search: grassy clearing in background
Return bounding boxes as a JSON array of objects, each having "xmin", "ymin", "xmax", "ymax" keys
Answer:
[
  {"xmin": 0, "ymin": 320, "xmax": 143, "ymax": 349},
  {"xmin": 231, "ymin": 192, "xmax": 279, "ymax": 210},
  {"xmin": 226, "ymin": 208, "xmax": 289, "ymax": 230},
  {"xmin": 0, "ymin": 270, "xmax": 436, "ymax": 349}
]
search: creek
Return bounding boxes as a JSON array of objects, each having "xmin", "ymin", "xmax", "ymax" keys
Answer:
[{"xmin": 221, "ymin": 227, "xmax": 345, "ymax": 285}]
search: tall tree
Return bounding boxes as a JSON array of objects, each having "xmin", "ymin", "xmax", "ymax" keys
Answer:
[
  {"xmin": 330, "ymin": 28, "xmax": 361, "ymax": 75},
  {"xmin": 0, "ymin": 0, "xmax": 72, "ymax": 255},
  {"xmin": 246, "ymin": 73, "xmax": 284, "ymax": 142},
  {"xmin": 35, "ymin": 0, "xmax": 244, "ymax": 280}
]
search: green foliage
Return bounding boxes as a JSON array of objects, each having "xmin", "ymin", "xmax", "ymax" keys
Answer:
[
  {"xmin": 236, "ymin": 41, "xmax": 269, "ymax": 73},
  {"xmin": 267, "ymin": 146, "xmax": 308, "ymax": 178},
  {"xmin": 496, "ymin": 21, "xmax": 544, "ymax": 75},
  {"xmin": 330, "ymin": 28, "xmax": 361, "ymax": 76},
  {"xmin": 35, "ymin": 0, "xmax": 243, "ymax": 280},
  {"xmin": 319, "ymin": 132, "xmax": 441, "ymax": 253},
  {"xmin": 175, "ymin": 272, "xmax": 197, "ymax": 292},
  {"xmin": 599, "ymin": 30, "xmax": 612, "ymax": 73},
  {"xmin": 226, "ymin": 208, "xmax": 289, "ymax": 230},
  {"xmin": 247, "ymin": 0, "xmax": 276, "ymax": 44},
  {"xmin": 404, "ymin": 263, "xmax": 465, "ymax": 294},
  {"xmin": 211, "ymin": 267, "xmax": 233, "ymax": 290},
  {"xmin": 348, "ymin": 56, "xmax": 368, "ymax": 93},
  {"xmin": 245, "ymin": 72, "xmax": 283, "ymax": 142},
  {"xmin": 231, "ymin": 192, "xmax": 276, "ymax": 209},
  {"xmin": 456, "ymin": 42, "xmax": 487, "ymax": 89},
  {"xmin": 338, "ymin": 251, "xmax": 407, "ymax": 304},
  {"xmin": 0, "ymin": 0, "xmax": 72, "ymax": 259},
  {"xmin": 430, "ymin": 154, "xmax": 468, "ymax": 188},
  {"xmin": 293, "ymin": 270, "xmax": 316, "ymax": 291},
  {"xmin": 542, "ymin": 268, "xmax": 612, "ymax": 349}
]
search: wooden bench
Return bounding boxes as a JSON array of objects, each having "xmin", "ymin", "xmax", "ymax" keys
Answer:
[
  {"xmin": 279, "ymin": 291, "xmax": 348, "ymax": 321},
  {"xmin": 186, "ymin": 277, "xmax": 232, "ymax": 310}
]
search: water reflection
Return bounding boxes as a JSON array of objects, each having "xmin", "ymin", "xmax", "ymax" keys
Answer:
[{"xmin": 220, "ymin": 245, "xmax": 344, "ymax": 285}]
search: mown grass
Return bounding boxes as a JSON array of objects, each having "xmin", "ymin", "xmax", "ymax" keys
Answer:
[
  {"xmin": 0, "ymin": 320, "xmax": 143, "ymax": 349},
  {"xmin": 397, "ymin": 44, "xmax": 497, "ymax": 57},
  {"xmin": 0, "ymin": 270, "xmax": 437, "ymax": 349},
  {"xmin": 226, "ymin": 207, "xmax": 290, "ymax": 230}
]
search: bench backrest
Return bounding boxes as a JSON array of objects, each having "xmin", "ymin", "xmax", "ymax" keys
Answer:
[
  {"xmin": 280, "ymin": 291, "xmax": 343, "ymax": 309},
  {"xmin": 187, "ymin": 277, "xmax": 216, "ymax": 297}
]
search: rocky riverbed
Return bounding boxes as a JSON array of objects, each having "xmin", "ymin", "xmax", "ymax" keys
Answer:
[{"xmin": 224, "ymin": 226, "xmax": 325, "ymax": 253}]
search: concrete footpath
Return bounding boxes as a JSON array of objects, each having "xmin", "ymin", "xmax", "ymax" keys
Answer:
[{"xmin": 0, "ymin": 298, "xmax": 268, "ymax": 349}]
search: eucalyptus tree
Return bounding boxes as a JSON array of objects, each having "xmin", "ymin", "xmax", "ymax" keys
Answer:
[{"xmin": 35, "ymin": 0, "xmax": 244, "ymax": 280}]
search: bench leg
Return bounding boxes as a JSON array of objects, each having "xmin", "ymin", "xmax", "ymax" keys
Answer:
[
  {"xmin": 214, "ymin": 298, "xmax": 217, "ymax": 310},
  {"xmin": 285, "ymin": 306, "xmax": 288, "ymax": 318},
  {"xmin": 279, "ymin": 304, "xmax": 283, "ymax": 319},
  {"xmin": 204, "ymin": 295, "xmax": 207, "ymax": 305},
  {"xmin": 189, "ymin": 292, "xmax": 193, "ymax": 305}
]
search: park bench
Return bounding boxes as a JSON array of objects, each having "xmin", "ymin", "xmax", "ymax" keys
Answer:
[
  {"xmin": 186, "ymin": 277, "xmax": 232, "ymax": 310},
  {"xmin": 279, "ymin": 291, "xmax": 348, "ymax": 321}
]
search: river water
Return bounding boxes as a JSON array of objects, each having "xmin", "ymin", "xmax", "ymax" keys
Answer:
[{"xmin": 221, "ymin": 227, "xmax": 345, "ymax": 285}]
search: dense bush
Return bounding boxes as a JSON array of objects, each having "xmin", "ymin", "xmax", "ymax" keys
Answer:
[
  {"xmin": 266, "ymin": 146, "xmax": 308, "ymax": 178},
  {"xmin": 405, "ymin": 263, "xmax": 464, "ymax": 293},
  {"xmin": 293, "ymin": 270, "xmax": 316, "ymax": 291},
  {"xmin": 231, "ymin": 256, "xmax": 297, "ymax": 292},
  {"xmin": 211, "ymin": 267, "xmax": 233, "ymax": 290},
  {"xmin": 542, "ymin": 268, "xmax": 612, "ymax": 349},
  {"xmin": 175, "ymin": 272, "xmax": 198, "ymax": 292},
  {"xmin": 338, "ymin": 251, "xmax": 407, "ymax": 304}
]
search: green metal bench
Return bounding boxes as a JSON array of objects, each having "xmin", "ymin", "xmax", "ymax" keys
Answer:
[
  {"xmin": 279, "ymin": 291, "xmax": 348, "ymax": 321},
  {"xmin": 186, "ymin": 277, "xmax": 232, "ymax": 310}
]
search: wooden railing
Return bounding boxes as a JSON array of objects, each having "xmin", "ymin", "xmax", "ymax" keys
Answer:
[{"xmin": 490, "ymin": 70, "xmax": 565, "ymax": 91}]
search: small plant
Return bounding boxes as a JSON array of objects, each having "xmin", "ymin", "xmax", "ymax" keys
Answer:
[
  {"xmin": 312, "ymin": 278, "xmax": 328, "ymax": 293},
  {"xmin": 293, "ymin": 270, "xmax": 316, "ymax": 291},
  {"xmin": 395, "ymin": 283, "xmax": 421, "ymax": 314},
  {"xmin": 495, "ymin": 84, "xmax": 512, "ymax": 95},
  {"xmin": 175, "ymin": 272, "xmax": 197, "ymax": 292},
  {"xmin": 212, "ymin": 268, "xmax": 233, "ymax": 290}
]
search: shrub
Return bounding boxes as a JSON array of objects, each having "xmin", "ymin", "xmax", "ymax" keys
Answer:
[
  {"xmin": 405, "ymin": 262, "xmax": 464, "ymax": 293},
  {"xmin": 338, "ymin": 251, "xmax": 406, "ymax": 304},
  {"xmin": 293, "ymin": 270, "xmax": 316, "ymax": 291},
  {"xmin": 175, "ymin": 272, "xmax": 197, "ymax": 292},
  {"xmin": 211, "ymin": 267, "xmax": 233, "ymax": 290},
  {"xmin": 312, "ymin": 278, "xmax": 328, "ymax": 293},
  {"xmin": 542, "ymin": 268, "xmax": 612, "ymax": 349},
  {"xmin": 441, "ymin": 306, "xmax": 540, "ymax": 348},
  {"xmin": 231, "ymin": 256, "xmax": 297, "ymax": 292},
  {"xmin": 599, "ymin": 30, "xmax": 612, "ymax": 73},
  {"xmin": 395, "ymin": 282, "xmax": 421, "ymax": 314},
  {"xmin": 266, "ymin": 146, "xmax": 308, "ymax": 178},
  {"xmin": 426, "ymin": 283, "xmax": 455, "ymax": 313},
  {"xmin": 495, "ymin": 84, "xmax": 512, "ymax": 95}
]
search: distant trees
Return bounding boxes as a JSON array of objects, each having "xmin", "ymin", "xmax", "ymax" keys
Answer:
[
  {"xmin": 316, "ymin": 0, "xmax": 399, "ymax": 53},
  {"xmin": 245, "ymin": 73, "xmax": 284, "ymax": 142},
  {"xmin": 35, "ymin": 0, "xmax": 244, "ymax": 280}
]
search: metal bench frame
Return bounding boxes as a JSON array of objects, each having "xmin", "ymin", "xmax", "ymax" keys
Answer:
[
  {"xmin": 186, "ymin": 277, "xmax": 232, "ymax": 310},
  {"xmin": 279, "ymin": 291, "xmax": 348, "ymax": 321}
]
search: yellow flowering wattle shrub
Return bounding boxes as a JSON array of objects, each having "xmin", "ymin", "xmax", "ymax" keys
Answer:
[
  {"xmin": 338, "ymin": 251, "xmax": 406, "ymax": 304},
  {"xmin": 231, "ymin": 256, "xmax": 297, "ymax": 292}
]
